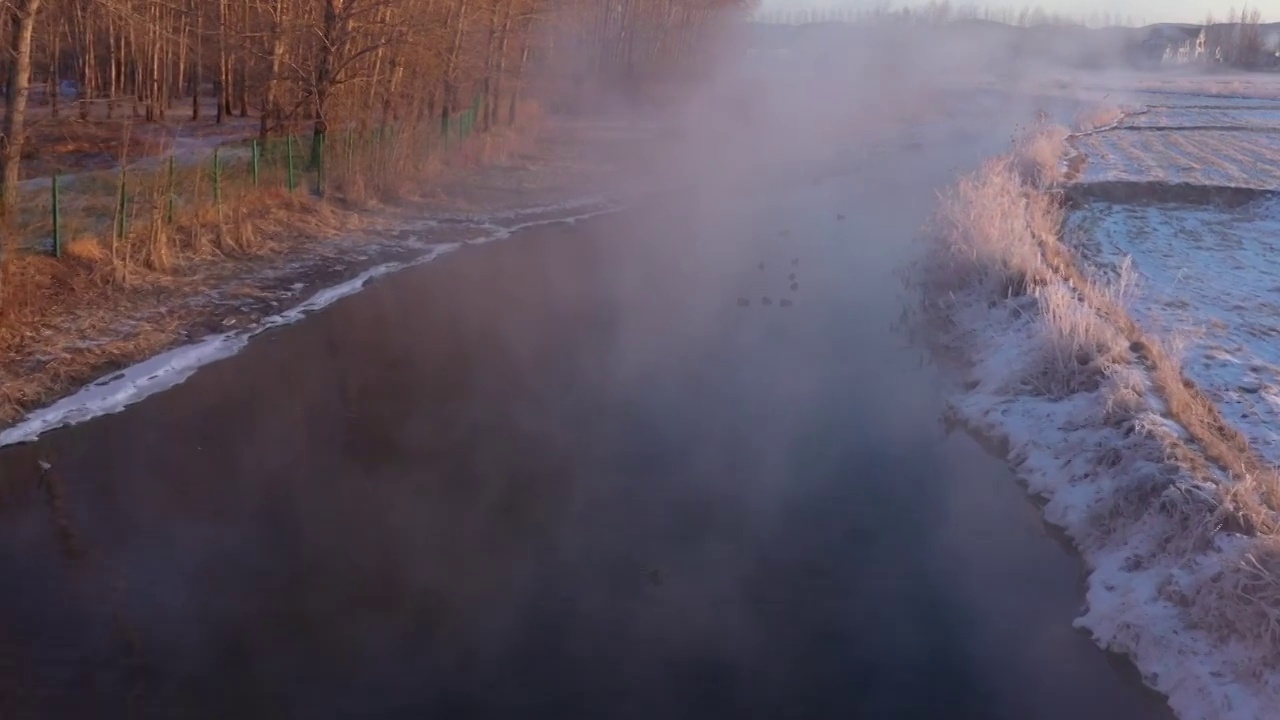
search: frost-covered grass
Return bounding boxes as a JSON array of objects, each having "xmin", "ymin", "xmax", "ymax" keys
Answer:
[
  {"xmin": 916, "ymin": 125, "xmax": 1280, "ymax": 719},
  {"xmin": 1073, "ymin": 104, "xmax": 1127, "ymax": 133},
  {"xmin": 1013, "ymin": 124, "xmax": 1070, "ymax": 188}
]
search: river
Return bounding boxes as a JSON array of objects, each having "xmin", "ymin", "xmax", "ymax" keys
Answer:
[{"xmin": 0, "ymin": 100, "xmax": 1174, "ymax": 719}]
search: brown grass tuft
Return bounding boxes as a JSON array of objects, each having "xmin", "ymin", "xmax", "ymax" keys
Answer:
[
  {"xmin": 926, "ymin": 156, "xmax": 1050, "ymax": 301},
  {"xmin": 1073, "ymin": 104, "xmax": 1126, "ymax": 133},
  {"xmin": 1014, "ymin": 124, "xmax": 1069, "ymax": 188},
  {"xmin": 1192, "ymin": 537, "xmax": 1280, "ymax": 660},
  {"xmin": 1025, "ymin": 281, "xmax": 1129, "ymax": 397},
  {"xmin": 63, "ymin": 236, "xmax": 108, "ymax": 265}
]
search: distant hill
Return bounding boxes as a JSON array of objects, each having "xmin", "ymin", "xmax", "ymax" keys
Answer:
[{"xmin": 747, "ymin": 19, "xmax": 1280, "ymax": 71}]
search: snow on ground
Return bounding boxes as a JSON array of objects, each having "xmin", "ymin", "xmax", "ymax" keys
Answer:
[
  {"xmin": 1085, "ymin": 73, "xmax": 1280, "ymax": 102},
  {"xmin": 1123, "ymin": 105, "xmax": 1280, "ymax": 129},
  {"xmin": 1030, "ymin": 86, "xmax": 1280, "ymax": 715},
  {"xmin": 1067, "ymin": 199, "xmax": 1280, "ymax": 471},
  {"xmin": 933, "ymin": 83, "xmax": 1280, "ymax": 719},
  {"xmin": 1121, "ymin": 91, "xmax": 1280, "ymax": 109},
  {"xmin": 1072, "ymin": 127, "xmax": 1280, "ymax": 188},
  {"xmin": 1071, "ymin": 89, "xmax": 1280, "ymax": 189}
]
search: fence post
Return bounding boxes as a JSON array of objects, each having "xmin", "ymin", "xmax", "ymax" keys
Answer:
[
  {"xmin": 286, "ymin": 134, "xmax": 297, "ymax": 192},
  {"xmin": 346, "ymin": 128, "xmax": 354, "ymax": 177},
  {"xmin": 166, "ymin": 156, "xmax": 176, "ymax": 224},
  {"xmin": 212, "ymin": 147, "xmax": 222, "ymax": 207},
  {"xmin": 315, "ymin": 133, "xmax": 326, "ymax": 197},
  {"xmin": 116, "ymin": 170, "xmax": 128, "ymax": 244},
  {"xmin": 252, "ymin": 138, "xmax": 260, "ymax": 187},
  {"xmin": 51, "ymin": 172, "xmax": 61, "ymax": 258}
]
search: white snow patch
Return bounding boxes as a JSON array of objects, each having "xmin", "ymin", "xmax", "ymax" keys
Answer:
[
  {"xmin": 0, "ymin": 202, "xmax": 622, "ymax": 448},
  {"xmin": 433, "ymin": 196, "xmax": 613, "ymax": 222}
]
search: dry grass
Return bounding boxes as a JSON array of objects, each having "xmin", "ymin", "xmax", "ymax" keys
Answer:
[
  {"xmin": 923, "ymin": 126, "xmax": 1280, "ymax": 664},
  {"xmin": 0, "ymin": 118, "xmax": 535, "ymax": 427},
  {"xmin": 1073, "ymin": 104, "xmax": 1126, "ymax": 133},
  {"xmin": 1101, "ymin": 363, "xmax": 1150, "ymax": 424},
  {"xmin": 0, "ymin": 192, "xmax": 363, "ymax": 425},
  {"xmin": 1012, "ymin": 103, "xmax": 1129, "ymax": 190},
  {"xmin": 21, "ymin": 118, "xmax": 184, "ymax": 179},
  {"xmin": 1025, "ymin": 281, "xmax": 1129, "ymax": 397},
  {"xmin": 1191, "ymin": 536, "xmax": 1280, "ymax": 660},
  {"xmin": 63, "ymin": 236, "xmax": 107, "ymax": 265},
  {"xmin": 925, "ymin": 156, "xmax": 1050, "ymax": 300},
  {"xmin": 1013, "ymin": 123, "xmax": 1069, "ymax": 189}
]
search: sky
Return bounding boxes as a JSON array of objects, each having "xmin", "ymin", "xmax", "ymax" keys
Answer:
[{"xmin": 755, "ymin": 0, "xmax": 1280, "ymax": 25}]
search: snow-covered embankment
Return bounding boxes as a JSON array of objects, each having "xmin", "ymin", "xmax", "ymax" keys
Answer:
[{"xmin": 913, "ymin": 116, "xmax": 1280, "ymax": 720}]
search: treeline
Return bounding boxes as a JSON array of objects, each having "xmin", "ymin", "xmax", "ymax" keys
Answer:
[
  {"xmin": 1205, "ymin": 6, "xmax": 1270, "ymax": 68},
  {"xmin": 0, "ymin": 0, "xmax": 747, "ymax": 213},
  {"xmin": 754, "ymin": 2, "xmax": 1145, "ymax": 29}
]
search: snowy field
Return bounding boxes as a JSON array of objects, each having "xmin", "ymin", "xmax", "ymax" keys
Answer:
[
  {"xmin": 1072, "ymin": 126, "xmax": 1280, "ymax": 188},
  {"xmin": 1134, "ymin": 74, "xmax": 1280, "ymax": 101},
  {"xmin": 1123, "ymin": 105, "xmax": 1280, "ymax": 128},
  {"xmin": 1066, "ymin": 82, "xmax": 1280, "ymax": 472},
  {"xmin": 1070, "ymin": 84, "xmax": 1280, "ymax": 189},
  {"xmin": 1068, "ymin": 199, "xmax": 1280, "ymax": 467}
]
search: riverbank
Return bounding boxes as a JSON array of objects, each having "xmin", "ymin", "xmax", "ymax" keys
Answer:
[
  {"xmin": 914, "ymin": 111, "xmax": 1280, "ymax": 719},
  {"xmin": 0, "ymin": 121, "xmax": 643, "ymax": 442}
]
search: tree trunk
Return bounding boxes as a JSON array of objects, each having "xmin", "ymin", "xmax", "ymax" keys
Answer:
[
  {"xmin": 260, "ymin": 0, "xmax": 286, "ymax": 138},
  {"xmin": 236, "ymin": 0, "xmax": 248, "ymax": 117},
  {"xmin": 192, "ymin": 0, "xmax": 202, "ymax": 121},
  {"xmin": 147, "ymin": 6, "xmax": 160, "ymax": 121},
  {"xmin": 508, "ymin": 35, "xmax": 528, "ymax": 126},
  {"xmin": 0, "ymin": 0, "xmax": 42, "ymax": 217},
  {"xmin": 489, "ymin": 0, "xmax": 513, "ymax": 129},
  {"xmin": 311, "ymin": 0, "xmax": 340, "ymax": 170},
  {"xmin": 440, "ymin": 0, "xmax": 469, "ymax": 133},
  {"xmin": 49, "ymin": 21, "xmax": 59, "ymax": 120},
  {"xmin": 480, "ymin": 1, "xmax": 499, "ymax": 132},
  {"xmin": 215, "ymin": 0, "xmax": 227, "ymax": 124},
  {"xmin": 107, "ymin": 12, "xmax": 119, "ymax": 118},
  {"xmin": 78, "ymin": 7, "xmax": 93, "ymax": 121}
]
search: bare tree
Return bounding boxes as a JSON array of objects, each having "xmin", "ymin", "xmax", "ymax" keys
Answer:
[{"xmin": 0, "ymin": 0, "xmax": 43, "ymax": 216}]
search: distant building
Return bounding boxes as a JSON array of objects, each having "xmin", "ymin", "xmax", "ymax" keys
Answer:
[
  {"xmin": 1261, "ymin": 28, "xmax": 1280, "ymax": 66},
  {"xmin": 1141, "ymin": 24, "xmax": 1206, "ymax": 65},
  {"xmin": 1204, "ymin": 24, "xmax": 1239, "ymax": 64},
  {"xmin": 1202, "ymin": 23, "xmax": 1280, "ymax": 67}
]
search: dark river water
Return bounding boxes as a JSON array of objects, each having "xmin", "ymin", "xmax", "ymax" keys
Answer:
[{"xmin": 0, "ymin": 121, "xmax": 1174, "ymax": 719}]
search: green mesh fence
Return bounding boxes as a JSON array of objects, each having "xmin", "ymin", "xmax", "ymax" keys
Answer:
[{"xmin": 38, "ymin": 110, "xmax": 483, "ymax": 257}]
